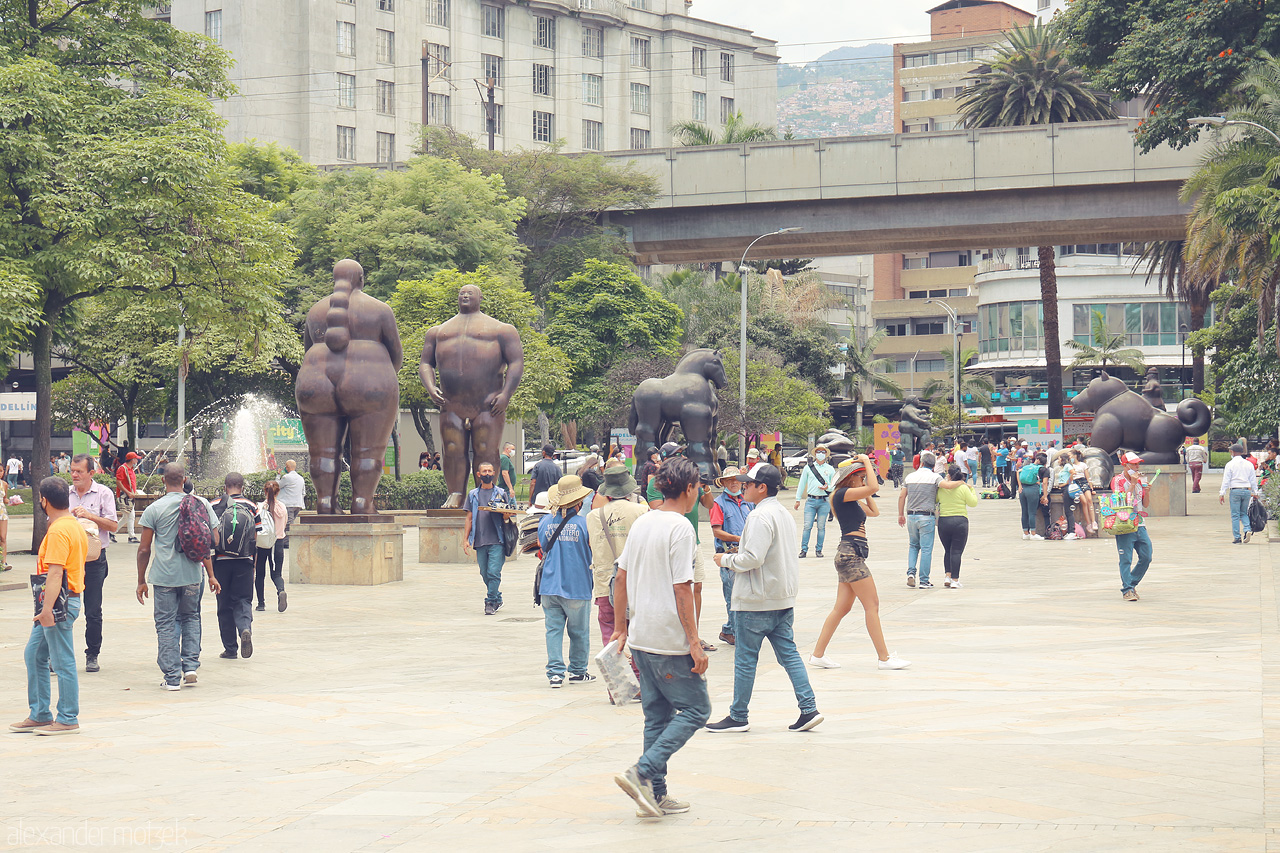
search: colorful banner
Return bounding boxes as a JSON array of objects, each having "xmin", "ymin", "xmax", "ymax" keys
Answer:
[
  {"xmin": 1017, "ymin": 418, "xmax": 1063, "ymax": 450},
  {"xmin": 610, "ymin": 429, "xmax": 637, "ymax": 470},
  {"xmin": 873, "ymin": 423, "xmax": 901, "ymax": 479}
]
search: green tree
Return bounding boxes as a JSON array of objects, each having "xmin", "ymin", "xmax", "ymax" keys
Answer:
[
  {"xmin": 388, "ymin": 267, "xmax": 570, "ymax": 448},
  {"xmin": 921, "ymin": 346, "xmax": 997, "ymax": 411},
  {"xmin": 1139, "ymin": 240, "xmax": 1216, "ymax": 391},
  {"xmin": 959, "ymin": 21, "xmax": 1117, "ymax": 423},
  {"xmin": 716, "ymin": 349, "xmax": 830, "ymax": 442},
  {"xmin": 670, "ymin": 112, "xmax": 778, "ymax": 145},
  {"xmin": 841, "ymin": 329, "xmax": 903, "ymax": 432},
  {"xmin": 226, "ymin": 141, "xmax": 317, "ymax": 204},
  {"xmin": 419, "ymin": 128, "xmax": 658, "ymax": 299},
  {"xmin": 1194, "ymin": 287, "xmax": 1280, "ymax": 435},
  {"xmin": 1, "ymin": 2, "xmax": 295, "ymax": 545},
  {"xmin": 1064, "ymin": 309, "xmax": 1147, "ymax": 373},
  {"xmin": 1060, "ymin": 0, "xmax": 1277, "ymax": 151},
  {"xmin": 50, "ymin": 372, "xmax": 161, "ymax": 455}
]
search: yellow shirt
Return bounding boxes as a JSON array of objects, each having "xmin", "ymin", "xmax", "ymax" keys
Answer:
[{"xmin": 38, "ymin": 514, "xmax": 89, "ymax": 594}]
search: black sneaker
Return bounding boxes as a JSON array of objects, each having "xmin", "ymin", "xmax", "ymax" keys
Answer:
[
  {"xmin": 549, "ymin": 674, "xmax": 564, "ymax": 688},
  {"xmin": 85, "ymin": 655, "xmax": 99, "ymax": 673},
  {"xmin": 255, "ymin": 603, "xmax": 266, "ymax": 612},
  {"xmin": 219, "ymin": 650, "xmax": 237, "ymax": 660},
  {"xmin": 705, "ymin": 715, "xmax": 750, "ymax": 733},
  {"xmin": 484, "ymin": 601, "xmax": 496, "ymax": 616},
  {"xmin": 493, "ymin": 601, "xmax": 503, "ymax": 612},
  {"xmin": 277, "ymin": 590, "xmax": 288, "ymax": 612},
  {"xmin": 815, "ymin": 550, "xmax": 823, "ymax": 558},
  {"xmin": 567, "ymin": 672, "xmax": 596, "ymax": 684},
  {"xmin": 239, "ymin": 629, "xmax": 253, "ymax": 659},
  {"xmin": 789, "ymin": 711, "xmax": 824, "ymax": 732},
  {"xmin": 798, "ymin": 550, "xmax": 807, "ymax": 558}
]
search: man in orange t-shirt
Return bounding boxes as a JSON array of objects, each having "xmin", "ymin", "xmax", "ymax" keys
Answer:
[{"xmin": 11, "ymin": 477, "xmax": 88, "ymax": 736}]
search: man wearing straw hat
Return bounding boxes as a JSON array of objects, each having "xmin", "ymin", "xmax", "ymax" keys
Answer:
[
  {"xmin": 709, "ymin": 466, "xmax": 753, "ymax": 647},
  {"xmin": 537, "ymin": 475, "xmax": 597, "ymax": 688},
  {"xmin": 587, "ymin": 462, "xmax": 648, "ymax": 654}
]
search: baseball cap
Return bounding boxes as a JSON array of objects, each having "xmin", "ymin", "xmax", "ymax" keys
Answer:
[
  {"xmin": 659, "ymin": 441, "xmax": 685, "ymax": 459},
  {"xmin": 124, "ymin": 452, "xmax": 140, "ymax": 461},
  {"xmin": 735, "ymin": 463, "xmax": 782, "ymax": 488},
  {"xmin": 1120, "ymin": 451, "xmax": 1142, "ymax": 465},
  {"xmin": 746, "ymin": 448, "xmax": 761, "ymax": 458},
  {"xmin": 541, "ymin": 442, "xmax": 555, "ymax": 456}
]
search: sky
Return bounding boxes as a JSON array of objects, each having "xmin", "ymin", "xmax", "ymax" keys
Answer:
[{"xmin": 687, "ymin": 0, "xmax": 1035, "ymax": 64}]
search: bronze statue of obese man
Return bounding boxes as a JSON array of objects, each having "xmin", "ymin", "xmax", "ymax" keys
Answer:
[
  {"xmin": 295, "ymin": 259, "xmax": 403, "ymax": 515},
  {"xmin": 419, "ymin": 284, "xmax": 524, "ymax": 508}
]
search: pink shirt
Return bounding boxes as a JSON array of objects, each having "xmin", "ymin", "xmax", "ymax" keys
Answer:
[{"xmin": 69, "ymin": 481, "xmax": 119, "ymax": 548}]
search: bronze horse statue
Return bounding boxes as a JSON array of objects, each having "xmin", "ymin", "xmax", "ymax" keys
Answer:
[{"xmin": 629, "ymin": 349, "xmax": 727, "ymax": 481}]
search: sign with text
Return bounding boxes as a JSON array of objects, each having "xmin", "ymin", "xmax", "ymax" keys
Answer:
[{"xmin": 0, "ymin": 393, "xmax": 36, "ymax": 421}]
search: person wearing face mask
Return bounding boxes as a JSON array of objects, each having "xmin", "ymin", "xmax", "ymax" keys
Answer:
[
  {"xmin": 538, "ymin": 475, "xmax": 596, "ymax": 687},
  {"xmin": 463, "ymin": 461, "xmax": 512, "ymax": 616},
  {"xmin": 710, "ymin": 467, "xmax": 754, "ymax": 647},
  {"xmin": 792, "ymin": 445, "xmax": 835, "ymax": 559}
]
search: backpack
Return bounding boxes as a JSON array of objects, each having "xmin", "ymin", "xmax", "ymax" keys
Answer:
[
  {"xmin": 218, "ymin": 499, "xmax": 258, "ymax": 559},
  {"xmin": 996, "ymin": 482, "xmax": 1010, "ymax": 499},
  {"xmin": 1249, "ymin": 497, "xmax": 1269, "ymax": 533},
  {"xmin": 177, "ymin": 494, "xmax": 214, "ymax": 563},
  {"xmin": 1018, "ymin": 464, "xmax": 1041, "ymax": 485},
  {"xmin": 256, "ymin": 501, "xmax": 277, "ymax": 548}
]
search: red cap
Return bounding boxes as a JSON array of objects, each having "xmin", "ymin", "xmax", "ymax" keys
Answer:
[
  {"xmin": 125, "ymin": 452, "xmax": 141, "ymax": 461},
  {"xmin": 1120, "ymin": 451, "xmax": 1142, "ymax": 465}
]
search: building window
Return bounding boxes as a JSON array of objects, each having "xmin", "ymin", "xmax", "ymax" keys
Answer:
[
  {"xmin": 533, "ymin": 110, "xmax": 554, "ymax": 143},
  {"xmin": 377, "ymin": 0, "xmax": 393, "ymax": 11},
  {"xmin": 692, "ymin": 46, "xmax": 706, "ymax": 77},
  {"xmin": 336, "ymin": 73, "xmax": 356, "ymax": 108},
  {"xmin": 630, "ymin": 128, "xmax": 650, "ymax": 149},
  {"xmin": 902, "ymin": 256, "xmax": 929, "ymax": 270},
  {"xmin": 583, "ymin": 26, "xmax": 603, "ymax": 58},
  {"xmin": 630, "ymin": 36, "xmax": 650, "ymax": 68},
  {"xmin": 428, "ymin": 0, "xmax": 448, "ymax": 27},
  {"xmin": 692, "ymin": 91, "xmax": 706, "ymax": 122},
  {"xmin": 582, "ymin": 73, "xmax": 602, "ymax": 106},
  {"xmin": 903, "ymin": 122, "xmax": 930, "ymax": 133},
  {"xmin": 376, "ymin": 80, "xmax": 395, "ymax": 115},
  {"xmin": 376, "ymin": 131, "xmax": 395, "ymax": 163},
  {"xmin": 720, "ymin": 52, "xmax": 734, "ymax": 82},
  {"xmin": 903, "ymin": 53, "xmax": 928, "ymax": 68},
  {"xmin": 376, "ymin": 29, "xmax": 394, "ymax": 63},
  {"xmin": 914, "ymin": 322, "xmax": 945, "ymax": 336},
  {"xmin": 583, "ymin": 119, "xmax": 603, "ymax": 150},
  {"xmin": 629, "ymin": 0, "xmax": 650, "ymax": 8},
  {"xmin": 483, "ymin": 54, "xmax": 503, "ymax": 87},
  {"xmin": 336, "ymin": 125, "xmax": 355, "ymax": 161},
  {"xmin": 427, "ymin": 43, "xmax": 449, "ymax": 78},
  {"xmin": 719, "ymin": 96, "xmax": 735, "ymax": 124},
  {"xmin": 902, "ymin": 89, "xmax": 927, "ymax": 102},
  {"xmin": 205, "ymin": 10, "xmax": 222, "ymax": 43},
  {"xmin": 934, "ymin": 48, "xmax": 970, "ymax": 65},
  {"xmin": 630, "ymin": 82, "xmax": 650, "ymax": 115},
  {"xmin": 428, "ymin": 93, "xmax": 450, "ymax": 126},
  {"xmin": 882, "ymin": 322, "xmax": 907, "ymax": 337},
  {"xmin": 916, "ymin": 358, "xmax": 946, "ymax": 372},
  {"xmin": 533, "ymin": 63, "xmax": 554, "ymax": 96},
  {"xmin": 482, "ymin": 4, "xmax": 503, "ymax": 38},
  {"xmin": 932, "ymin": 86, "xmax": 963, "ymax": 100},
  {"xmin": 482, "ymin": 103, "xmax": 503, "ymax": 136},
  {"xmin": 534, "ymin": 16, "xmax": 556, "ymax": 50},
  {"xmin": 337, "ymin": 21, "xmax": 355, "ymax": 57}
]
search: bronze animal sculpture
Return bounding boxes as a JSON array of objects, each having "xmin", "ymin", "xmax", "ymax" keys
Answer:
[
  {"xmin": 898, "ymin": 396, "xmax": 933, "ymax": 457},
  {"xmin": 419, "ymin": 284, "xmax": 524, "ymax": 509},
  {"xmin": 296, "ymin": 259, "xmax": 403, "ymax": 515},
  {"xmin": 628, "ymin": 349, "xmax": 727, "ymax": 482},
  {"xmin": 1069, "ymin": 370, "xmax": 1210, "ymax": 465}
]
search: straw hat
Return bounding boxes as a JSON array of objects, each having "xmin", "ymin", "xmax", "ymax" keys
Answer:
[
  {"xmin": 548, "ymin": 474, "xmax": 593, "ymax": 508},
  {"xmin": 715, "ymin": 466, "xmax": 742, "ymax": 486}
]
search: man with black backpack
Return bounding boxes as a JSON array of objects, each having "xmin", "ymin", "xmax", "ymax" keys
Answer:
[
  {"xmin": 136, "ymin": 464, "xmax": 220, "ymax": 690},
  {"xmin": 211, "ymin": 473, "xmax": 262, "ymax": 660}
]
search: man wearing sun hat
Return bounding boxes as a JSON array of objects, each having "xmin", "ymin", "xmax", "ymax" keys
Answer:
[
  {"xmin": 709, "ymin": 466, "xmax": 753, "ymax": 646},
  {"xmin": 537, "ymin": 474, "xmax": 597, "ymax": 687},
  {"xmin": 587, "ymin": 462, "xmax": 648, "ymax": 654},
  {"xmin": 1110, "ymin": 452, "xmax": 1153, "ymax": 602}
]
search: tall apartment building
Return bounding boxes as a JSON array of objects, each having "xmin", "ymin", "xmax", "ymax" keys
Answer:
[
  {"xmin": 871, "ymin": 0, "xmax": 1033, "ymax": 401},
  {"xmin": 155, "ymin": 0, "xmax": 777, "ymax": 164}
]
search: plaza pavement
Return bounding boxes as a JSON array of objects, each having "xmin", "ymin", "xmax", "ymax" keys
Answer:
[{"xmin": 0, "ymin": 471, "xmax": 1277, "ymax": 852}]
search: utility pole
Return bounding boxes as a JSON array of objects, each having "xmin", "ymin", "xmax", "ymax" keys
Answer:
[
  {"xmin": 475, "ymin": 78, "xmax": 496, "ymax": 151},
  {"xmin": 421, "ymin": 41, "xmax": 430, "ymax": 130}
]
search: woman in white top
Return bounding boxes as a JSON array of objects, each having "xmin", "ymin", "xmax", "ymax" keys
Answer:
[{"xmin": 1069, "ymin": 449, "xmax": 1098, "ymax": 532}]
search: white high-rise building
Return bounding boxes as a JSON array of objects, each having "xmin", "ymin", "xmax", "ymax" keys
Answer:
[{"xmin": 155, "ymin": 1, "xmax": 778, "ymax": 164}]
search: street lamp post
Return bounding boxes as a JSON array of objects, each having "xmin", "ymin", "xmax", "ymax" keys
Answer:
[
  {"xmin": 1189, "ymin": 115, "xmax": 1280, "ymax": 147},
  {"xmin": 925, "ymin": 299, "xmax": 960, "ymax": 445},
  {"xmin": 736, "ymin": 226, "xmax": 801, "ymax": 465},
  {"xmin": 1179, "ymin": 322, "xmax": 1189, "ymax": 400}
]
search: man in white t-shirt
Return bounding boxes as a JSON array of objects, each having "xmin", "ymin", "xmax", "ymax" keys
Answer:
[
  {"xmin": 1185, "ymin": 438, "xmax": 1209, "ymax": 493},
  {"xmin": 610, "ymin": 457, "xmax": 711, "ymax": 819},
  {"xmin": 6, "ymin": 455, "xmax": 21, "ymax": 488}
]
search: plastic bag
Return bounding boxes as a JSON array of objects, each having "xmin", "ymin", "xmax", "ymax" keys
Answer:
[{"xmin": 594, "ymin": 639, "xmax": 640, "ymax": 707}]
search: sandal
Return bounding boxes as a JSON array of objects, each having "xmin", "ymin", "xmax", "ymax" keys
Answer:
[{"xmin": 699, "ymin": 639, "xmax": 717, "ymax": 652}]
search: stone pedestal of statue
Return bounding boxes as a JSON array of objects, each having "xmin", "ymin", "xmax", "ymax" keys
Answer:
[
  {"xmin": 418, "ymin": 510, "xmax": 469, "ymax": 563},
  {"xmin": 1138, "ymin": 462, "xmax": 1187, "ymax": 517},
  {"xmin": 290, "ymin": 515, "xmax": 404, "ymax": 585}
]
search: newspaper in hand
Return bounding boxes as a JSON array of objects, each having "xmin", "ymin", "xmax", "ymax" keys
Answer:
[{"xmin": 594, "ymin": 639, "xmax": 640, "ymax": 707}]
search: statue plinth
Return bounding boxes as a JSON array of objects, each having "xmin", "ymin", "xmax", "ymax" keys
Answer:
[
  {"xmin": 1137, "ymin": 462, "xmax": 1187, "ymax": 517},
  {"xmin": 418, "ymin": 509, "xmax": 469, "ymax": 564},
  {"xmin": 290, "ymin": 517, "xmax": 404, "ymax": 585}
]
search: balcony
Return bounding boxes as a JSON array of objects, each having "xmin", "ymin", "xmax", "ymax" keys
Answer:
[
  {"xmin": 871, "ymin": 295, "xmax": 978, "ymax": 320},
  {"xmin": 873, "ymin": 332, "xmax": 977, "ymax": 356}
]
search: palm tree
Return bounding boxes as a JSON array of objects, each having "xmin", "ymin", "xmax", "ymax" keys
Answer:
[
  {"xmin": 1064, "ymin": 309, "xmax": 1147, "ymax": 373},
  {"xmin": 921, "ymin": 346, "xmax": 997, "ymax": 411},
  {"xmin": 1137, "ymin": 240, "xmax": 1216, "ymax": 392},
  {"xmin": 958, "ymin": 20, "xmax": 1117, "ymax": 422},
  {"xmin": 670, "ymin": 111, "xmax": 778, "ymax": 146},
  {"xmin": 842, "ymin": 328, "xmax": 903, "ymax": 432}
]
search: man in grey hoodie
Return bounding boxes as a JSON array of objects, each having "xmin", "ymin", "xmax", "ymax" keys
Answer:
[{"xmin": 707, "ymin": 464, "xmax": 822, "ymax": 733}]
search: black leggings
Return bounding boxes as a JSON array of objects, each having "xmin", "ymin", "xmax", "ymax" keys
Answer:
[
  {"xmin": 937, "ymin": 515, "xmax": 969, "ymax": 578},
  {"xmin": 254, "ymin": 542, "xmax": 285, "ymax": 605}
]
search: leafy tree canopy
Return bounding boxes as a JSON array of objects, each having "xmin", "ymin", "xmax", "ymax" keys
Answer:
[
  {"xmin": 716, "ymin": 348, "xmax": 830, "ymax": 441},
  {"xmin": 670, "ymin": 112, "xmax": 778, "ymax": 146},
  {"xmin": 226, "ymin": 141, "xmax": 318, "ymax": 204}
]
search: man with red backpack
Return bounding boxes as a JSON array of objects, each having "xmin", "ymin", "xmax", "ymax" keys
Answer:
[
  {"xmin": 211, "ymin": 473, "xmax": 262, "ymax": 660},
  {"xmin": 136, "ymin": 464, "xmax": 220, "ymax": 690}
]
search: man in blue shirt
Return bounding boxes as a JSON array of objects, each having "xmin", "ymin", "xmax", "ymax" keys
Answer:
[
  {"xmin": 463, "ymin": 461, "xmax": 511, "ymax": 616},
  {"xmin": 538, "ymin": 475, "xmax": 596, "ymax": 688},
  {"xmin": 710, "ymin": 467, "xmax": 753, "ymax": 646},
  {"xmin": 792, "ymin": 445, "xmax": 835, "ymax": 559}
]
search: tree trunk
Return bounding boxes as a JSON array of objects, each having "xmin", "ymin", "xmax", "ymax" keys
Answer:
[
  {"xmin": 1189, "ymin": 297, "xmax": 1207, "ymax": 394},
  {"xmin": 31, "ymin": 317, "xmax": 54, "ymax": 551},
  {"xmin": 537, "ymin": 409, "xmax": 550, "ymax": 445},
  {"xmin": 410, "ymin": 405, "xmax": 436, "ymax": 453},
  {"xmin": 1038, "ymin": 246, "xmax": 1065, "ymax": 422},
  {"xmin": 391, "ymin": 423, "xmax": 401, "ymax": 481}
]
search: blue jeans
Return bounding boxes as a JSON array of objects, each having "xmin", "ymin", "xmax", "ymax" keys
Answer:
[
  {"xmin": 1019, "ymin": 484, "xmax": 1044, "ymax": 532},
  {"xmin": 1114, "ymin": 526, "xmax": 1153, "ymax": 593},
  {"xmin": 6, "ymin": 474, "xmax": 16, "ymax": 488},
  {"xmin": 729, "ymin": 608, "xmax": 817, "ymax": 722},
  {"xmin": 26, "ymin": 596, "xmax": 81, "ymax": 725},
  {"xmin": 632, "ymin": 649, "xmax": 711, "ymax": 800},
  {"xmin": 154, "ymin": 583, "xmax": 203, "ymax": 685},
  {"xmin": 719, "ymin": 565, "xmax": 735, "ymax": 635},
  {"xmin": 542, "ymin": 594, "xmax": 590, "ymax": 678},
  {"xmin": 1229, "ymin": 488, "xmax": 1252, "ymax": 541},
  {"xmin": 475, "ymin": 544, "xmax": 505, "ymax": 605},
  {"xmin": 800, "ymin": 496, "xmax": 829, "ymax": 553},
  {"xmin": 906, "ymin": 514, "xmax": 936, "ymax": 582}
]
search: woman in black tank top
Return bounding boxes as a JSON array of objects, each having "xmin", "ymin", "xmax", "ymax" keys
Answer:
[{"xmin": 809, "ymin": 454, "xmax": 911, "ymax": 671}]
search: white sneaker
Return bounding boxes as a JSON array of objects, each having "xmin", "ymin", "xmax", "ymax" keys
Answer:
[
  {"xmin": 1021, "ymin": 533, "xmax": 1030, "ymax": 540},
  {"xmin": 950, "ymin": 581, "xmax": 964, "ymax": 589},
  {"xmin": 878, "ymin": 654, "xmax": 911, "ymax": 670},
  {"xmin": 1029, "ymin": 533, "xmax": 1045, "ymax": 540},
  {"xmin": 1063, "ymin": 533, "xmax": 1078, "ymax": 540},
  {"xmin": 808, "ymin": 654, "xmax": 841, "ymax": 669},
  {"xmin": 161, "ymin": 680, "xmax": 181, "ymax": 691},
  {"xmin": 943, "ymin": 578, "xmax": 952, "ymax": 588},
  {"xmin": 183, "ymin": 671, "xmax": 197, "ymax": 686}
]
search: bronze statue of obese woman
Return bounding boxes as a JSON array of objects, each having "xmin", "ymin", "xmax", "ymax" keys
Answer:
[{"xmin": 295, "ymin": 260, "xmax": 403, "ymax": 516}]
